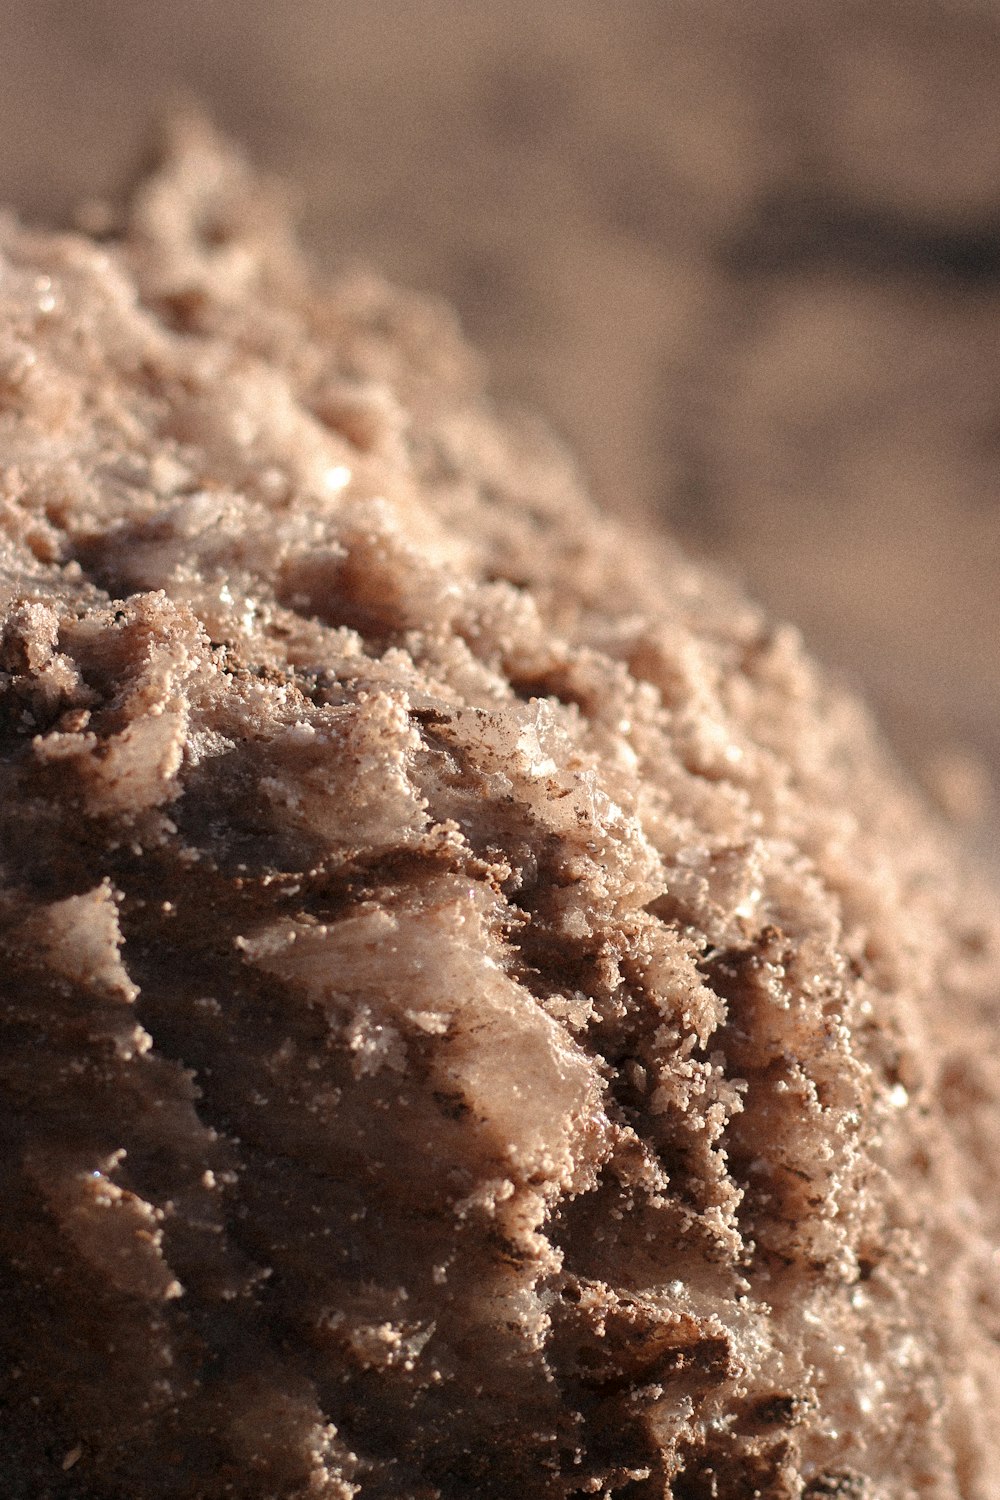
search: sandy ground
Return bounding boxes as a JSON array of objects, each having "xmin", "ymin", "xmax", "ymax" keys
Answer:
[{"xmin": 2, "ymin": 0, "xmax": 998, "ymax": 847}]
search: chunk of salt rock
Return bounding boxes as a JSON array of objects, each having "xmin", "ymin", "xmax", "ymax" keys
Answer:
[{"xmin": 0, "ymin": 119, "xmax": 998, "ymax": 1499}]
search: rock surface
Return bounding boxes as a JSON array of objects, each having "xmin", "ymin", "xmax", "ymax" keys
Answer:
[
  {"xmin": 1, "ymin": 125, "xmax": 999, "ymax": 1499},
  {"xmin": 4, "ymin": 0, "xmax": 1000, "ymax": 798}
]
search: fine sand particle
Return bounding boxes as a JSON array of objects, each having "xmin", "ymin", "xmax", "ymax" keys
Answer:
[{"xmin": 1, "ymin": 121, "xmax": 999, "ymax": 1499}]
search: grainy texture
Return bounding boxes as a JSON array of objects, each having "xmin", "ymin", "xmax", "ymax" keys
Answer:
[
  {"xmin": 3, "ymin": 0, "xmax": 1000, "ymax": 805},
  {"xmin": 1, "ymin": 127, "xmax": 999, "ymax": 1500}
]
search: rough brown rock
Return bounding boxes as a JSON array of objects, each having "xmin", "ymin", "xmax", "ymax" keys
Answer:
[
  {"xmin": 5, "ymin": 0, "xmax": 1000, "ymax": 797},
  {"xmin": 1, "ymin": 123, "xmax": 998, "ymax": 1499}
]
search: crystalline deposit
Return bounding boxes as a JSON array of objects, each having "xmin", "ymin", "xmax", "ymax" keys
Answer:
[{"xmin": 1, "ymin": 122, "xmax": 998, "ymax": 1500}]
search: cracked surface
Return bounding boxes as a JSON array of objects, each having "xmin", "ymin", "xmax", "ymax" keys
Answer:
[{"xmin": 1, "ymin": 124, "xmax": 999, "ymax": 1499}]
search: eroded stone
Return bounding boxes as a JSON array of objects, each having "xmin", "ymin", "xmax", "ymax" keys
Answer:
[{"xmin": 1, "ymin": 121, "xmax": 998, "ymax": 1499}]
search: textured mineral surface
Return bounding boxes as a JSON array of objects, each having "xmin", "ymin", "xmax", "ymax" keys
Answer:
[{"xmin": 1, "ymin": 123, "xmax": 999, "ymax": 1500}]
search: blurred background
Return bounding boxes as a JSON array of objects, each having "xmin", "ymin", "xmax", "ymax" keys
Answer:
[{"xmin": 2, "ymin": 0, "xmax": 998, "ymax": 842}]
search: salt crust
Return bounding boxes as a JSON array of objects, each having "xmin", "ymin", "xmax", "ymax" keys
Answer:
[{"xmin": 0, "ymin": 120, "xmax": 998, "ymax": 1499}]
